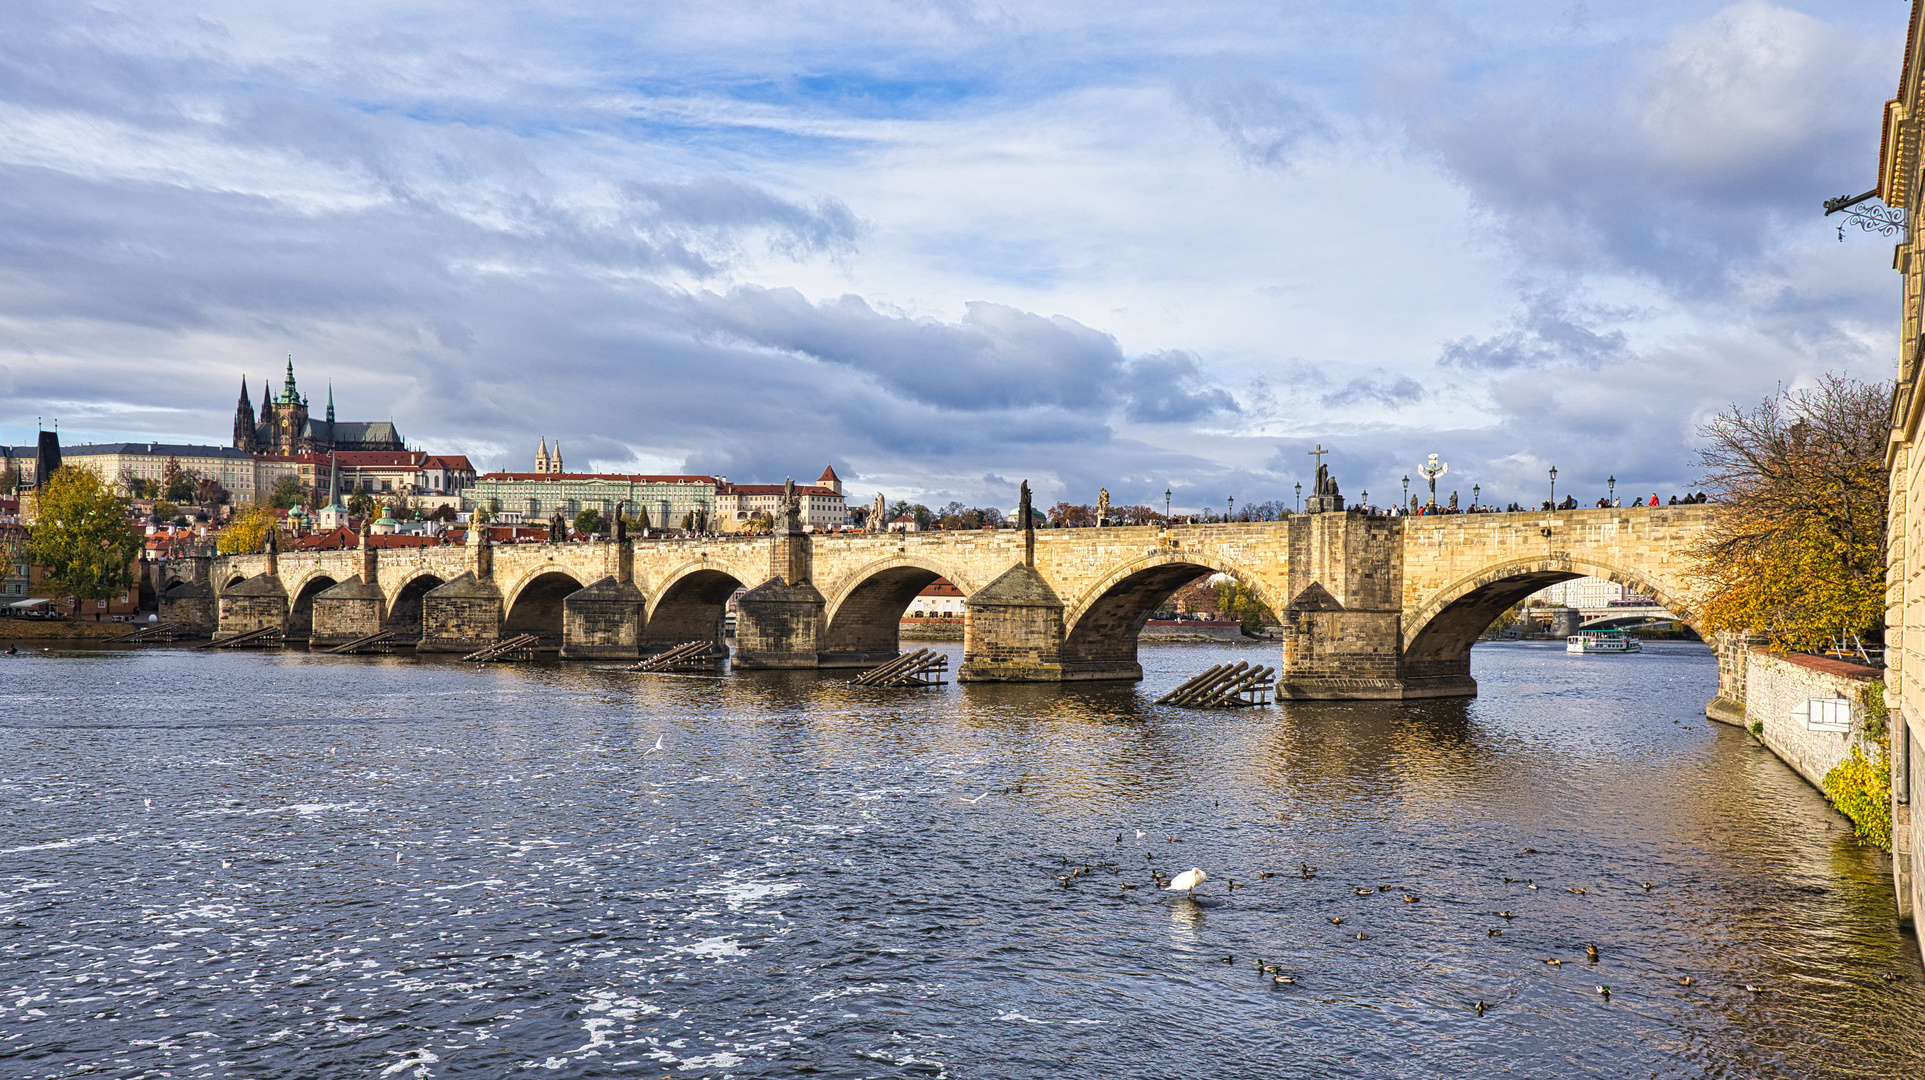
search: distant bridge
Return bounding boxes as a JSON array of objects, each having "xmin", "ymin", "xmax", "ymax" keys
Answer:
[
  {"xmin": 156, "ymin": 506, "xmax": 1715, "ymax": 701},
  {"xmin": 1577, "ymin": 604, "xmax": 1680, "ymax": 629}
]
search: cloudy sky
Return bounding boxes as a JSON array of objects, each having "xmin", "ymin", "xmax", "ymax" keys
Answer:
[{"xmin": 0, "ymin": 0, "xmax": 1908, "ymax": 512}]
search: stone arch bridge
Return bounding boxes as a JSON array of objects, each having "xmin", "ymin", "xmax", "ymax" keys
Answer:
[{"xmin": 172, "ymin": 506, "xmax": 1713, "ymax": 700}]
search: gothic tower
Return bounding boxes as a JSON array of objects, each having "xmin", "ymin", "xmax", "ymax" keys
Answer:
[
  {"xmin": 233, "ymin": 377, "xmax": 257, "ymax": 451},
  {"xmin": 269, "ymin": 357, "xmax": 310, "ymax": 456}
]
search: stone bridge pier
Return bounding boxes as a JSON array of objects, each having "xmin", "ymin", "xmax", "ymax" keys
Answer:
[{"xmin": 202, "ymin": 505, "xmax": 1711, "ymax": 701}]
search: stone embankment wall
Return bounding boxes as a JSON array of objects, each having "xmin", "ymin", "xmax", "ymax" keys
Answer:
[{"xmin": 1739, "ymin": 650, "xmax": 1881, "ymax": 791}]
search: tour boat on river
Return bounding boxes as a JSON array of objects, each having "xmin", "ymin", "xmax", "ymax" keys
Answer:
[{"xmin": 1567, "ymin": 631, "xmax": 1643, "ymax": 654}]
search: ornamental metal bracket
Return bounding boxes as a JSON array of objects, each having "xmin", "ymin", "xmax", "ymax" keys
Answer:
[{"xmin": 1824, "ymin": 188, "xmax": 1906, "ymax": 241}]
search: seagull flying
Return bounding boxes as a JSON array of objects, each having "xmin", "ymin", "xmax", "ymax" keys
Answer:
[
  {"xmin": 961, "ymin": 792, "xmax": 989, "ymax": 804},
  {"xmin": 644, "ymin": 735, "xmax": 664, "ymax": 756}
]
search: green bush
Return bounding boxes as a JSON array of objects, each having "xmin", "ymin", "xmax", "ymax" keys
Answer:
[{"xmin": 1820, "ymin": 681, "xmax": 1893, "ymax": 851}]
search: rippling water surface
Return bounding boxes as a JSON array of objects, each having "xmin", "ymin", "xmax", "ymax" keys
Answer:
[{"xmin": 0, "ymin": 639, "xmax": 1919, "ymax": 1078}]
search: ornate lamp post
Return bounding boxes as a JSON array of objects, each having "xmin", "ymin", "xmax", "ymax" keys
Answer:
[
  {"xmin": 1360, "ymin": 490, "xmax": 1368, "ymax": 513},
  {"xmin": 1607, "ymin": 475, "xmax": 1616, "ymax": 505},
  {"xmin": 1164, "ymin": 487, "xmax": 1171, "ymax": 521},
  {"xmin": 1419, "ymin": 454, "xmax": 1448, "ymax": 508},
  {"xmin": 1472, "ymin": 483, "xmax": 1480, "ymax": 510},
  {"xmin": 1548, "ymin": 465, "xmax": 1558, "ymax": 508},
  {"xmin": 1294, "ymin": 481, "xmax": 1301, "ymax": 513},
  {"xmin": 1227, "ymin": 495, "xmax": 1234, "ymax": 522},
  {"xmin": 1401, "ymin": 474, "xmax": 1409, "ymax": 511}
]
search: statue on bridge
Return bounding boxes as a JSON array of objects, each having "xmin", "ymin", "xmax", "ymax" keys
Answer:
[
  {"xmin": 1420, "ymin": 453, "xmax": 1448, "ymax": 508},
  {"xmin": 1097, "ymin": 487, "xmax": 1110, "ymax": 526},
  {"xmin": 780, "ymin": 478, "xmax": 802, "ymax": 535},
  {"xmin": 1305, "ymin": 445, "xmax": 1344, "ymax": 514},
  {"xmin": 871, "ymin": 491, "xmax": 886, "ymax": 532},
  {"xmin": 550, "ymin": 511, "xmax": 568, "ymax": 543}
]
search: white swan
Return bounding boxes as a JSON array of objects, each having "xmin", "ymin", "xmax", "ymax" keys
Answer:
[{"xmin": 1165, "ymin": 868, "xmax": 1207, "ymax": 893}]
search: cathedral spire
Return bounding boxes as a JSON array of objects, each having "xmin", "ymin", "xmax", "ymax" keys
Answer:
[
  {"xmin": 326, "ymin": 381, "xmax": 335, "ymax": 424},
  {"xmin": 281, "ymin": 355, "xmax": 299, "ymax": 405},
  {"xmin": 233, "ymin": 376, "xmax": 255, "ymax": 451}
]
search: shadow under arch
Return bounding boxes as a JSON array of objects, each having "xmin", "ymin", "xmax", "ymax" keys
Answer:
[
  {"xmin": 1061, "ymin": 553, "xmax": 1284, "ymax": 679},
  {"xmin": 818, "ymin": 557, "xmax": 975, "ymax": 667},
  {"xmin": 386, "ymin": 572, "xmax": 445, "ymax": 644},
  {"xmin": 1401, "ymin": 556, "xmax": 1700, "ymax": 694},
  {"xmin": 644, "ymin": 567, "xmax": 745, "ymax": 653},
  {"xmin": 287, "ymin": 574, "xmax": 339, "ymax": 640},
  {"xmin": 502, "ymin": 570, "xmax": 587, "ymax": 648}
]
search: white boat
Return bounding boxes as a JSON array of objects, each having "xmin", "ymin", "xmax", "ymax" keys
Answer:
[{"xmin": 1567, "ymin": 631, "xmax": 1642, "ymax": 654}]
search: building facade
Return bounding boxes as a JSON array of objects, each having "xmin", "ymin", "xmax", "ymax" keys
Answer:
[
  {"xmin": 232, "ymin": 360, "xmax": 405, "ymax": 456},
  {"xmin": 60, "ymin": 443, "xmax": 260, "ymax": 503},
  {"xmin": 1878, "ymin": 0, "xmax": 1925, "ymax": 952},
  {"xmin": 714, "ymin": 467, "xmax": 850, "ymax": 532},
  {"xmin": 468, "ymin": 473, "xmax": 719, "ymax": 528}
]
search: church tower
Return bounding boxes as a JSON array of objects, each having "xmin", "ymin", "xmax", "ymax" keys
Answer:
[
  {"xmin": 535, "ymin": 438, "xmax": 551, "ymax": 473},
  {"xmin": 233, "ymin": 377, "xmax": 257, "ymax": 451},
  {"xmin": 269, "ymin": 356, "xmax": 310, "ymax": 456}
]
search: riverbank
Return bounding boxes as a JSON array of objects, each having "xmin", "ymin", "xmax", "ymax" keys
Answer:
[{"xmin": 0, "ymin": 619, "xmax": 139, "ymax": 641}]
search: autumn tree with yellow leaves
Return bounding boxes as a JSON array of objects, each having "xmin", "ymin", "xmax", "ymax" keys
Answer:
[
  {"xmin": 217, "ymin": 505, "xmax": 276, "ymax": 555},
  {"xmin": 1691, "ymin": 376, "xmax": 1889, "ymax": 652}
]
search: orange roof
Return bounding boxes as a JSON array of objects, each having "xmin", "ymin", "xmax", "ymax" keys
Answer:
[
  {"xmin": 423, "ymin": 455, "xmax": 474, "ymax": 471},
  {"xmin": 719, "ymin": 483, "xmax": 840, "ymax": 497},
  {"xmin": 332, "ymin": 451, "xmax": 425, "ymax": 467},
  {"xmin": 818, "ymin": 464, "xmax": 841, "ymax": 483}
]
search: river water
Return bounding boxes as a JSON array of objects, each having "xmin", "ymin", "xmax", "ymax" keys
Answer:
[{"xmin": 0, "ymin": 639, "xmax": 1919, "ymax": 1079}]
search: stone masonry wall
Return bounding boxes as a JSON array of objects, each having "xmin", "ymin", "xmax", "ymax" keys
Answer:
[{"xmin": 1744, "ymin": 649, "xmax": 1880, "ymax": 792}]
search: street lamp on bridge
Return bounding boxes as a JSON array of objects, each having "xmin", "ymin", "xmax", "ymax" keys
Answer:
[
  {"xmin": 1548, "ymin": 465, "xmax": 1557, "ymax": 508},
  {"xmin": 1227, "ymin": 495, "xmax": 1234, "ymax": 522},
  {"xmin": 1401, "ymin": 475, "xmax": 1409, "ymax": 510},
  {"xmin": 1164, "ymin": 487, "xmax": 1171, "ymax": 522},
  {"xmin": 1294, "ymin": 482, "xmax": 1301, "ymax": 514},
  {"xmin": 1472, "ymin": 483, "xmax": 1479, "ymax": 509},
  {"xmin": 1608, "ymin": 475, "xmax": 1616, "ymax": 505}
]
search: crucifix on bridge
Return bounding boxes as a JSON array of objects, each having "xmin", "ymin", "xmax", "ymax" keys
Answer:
[{"xmin": 1307, "ymin": 444, "xmax": 1327, "ymax": 473}]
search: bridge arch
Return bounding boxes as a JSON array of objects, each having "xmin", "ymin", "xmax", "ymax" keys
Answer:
[
  {"xmin": 1400, "ymin": 555, "xmax": 1700, "ymax": 692},
  {"xmin": 385, "ymin": 571, "xmax": 446, "ymax": 643},
  {"xmin": 645, "ymin": 563, "xmax": 761, "ymax": 652},
  {"xmin": 502, "ymin": 568, "xmax": 588, "ymax": 647},
  {"xmin": 287, "ymin": 572, "xmax": 340, "ymax": 641},
  {"xmin": 1060, "ymin": 551, "xmax": 1284, "ymax": 678},
  {"xmin": 818, "ymin": 555, "xmax": 979, "ymax": 666}
]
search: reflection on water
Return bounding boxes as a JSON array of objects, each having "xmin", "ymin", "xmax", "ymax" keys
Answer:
[{"xmin": 0, "ymin": 639, "xmax": 1919, "ymax": 1078}]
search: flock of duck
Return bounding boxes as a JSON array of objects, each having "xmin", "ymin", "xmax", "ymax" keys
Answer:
[{"xmin": 1039, "ymin": 836, "xmax": 1882, "ymax": 1012}]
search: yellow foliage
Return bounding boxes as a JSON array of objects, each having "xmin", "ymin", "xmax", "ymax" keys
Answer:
[
  {"xmin": 1691, "ymin": 376, "xmax": 1888, "ymax": 652},
  {"xmin": 218, "ymin": 506, "xmax": 275, "ymax": 555}
]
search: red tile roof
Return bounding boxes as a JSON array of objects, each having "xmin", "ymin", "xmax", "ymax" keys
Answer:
[
  {"xmin": 720, "ymin": 483, "xmax": 840, "ymax": 496},
  {"xmin": 332, "ymin": 451, "xmax": 426, "ymax": 467},
  {"xmin": 819, "ymin": 464, "xmax": 840, "ymax": 483},
  {"xmin": 423, "ymin": 455, "xmax": 474, "ymax": 471}
]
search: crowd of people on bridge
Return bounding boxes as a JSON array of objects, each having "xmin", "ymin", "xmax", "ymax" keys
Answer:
[{"xmin": 1358, "ymin": 490, "xmax": 1713, "ymax": 518}]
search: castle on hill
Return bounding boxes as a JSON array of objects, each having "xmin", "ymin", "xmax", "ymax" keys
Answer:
[{"xmin": 232, "ymin": 359, "xmax": 405, "ymax": 456}]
